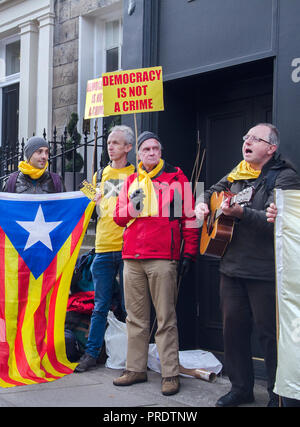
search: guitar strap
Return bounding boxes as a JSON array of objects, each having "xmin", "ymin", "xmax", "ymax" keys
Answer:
[
  {"xmin": 249, "ymin": 173, "xmax": 264, "ymax": 191},
  {"xmin": 264, "ymin": 169, "xmax": 281, "ymax": 194},
  {"xmin": 250, "ymin": 168, "xmax": 281, "ymax": 193},
  {"xmin": 239, "ymin": 168, "xmax": 281, "ymax": 208}
]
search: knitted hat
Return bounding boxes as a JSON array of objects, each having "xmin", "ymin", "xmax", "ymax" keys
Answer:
[
  {"xmin": 137, "ymin": 131, "xmax": 162, "ymax": 150},
  {"xmin": 24, "ymin": 136, "xmax": 49, "ymax": 160}
]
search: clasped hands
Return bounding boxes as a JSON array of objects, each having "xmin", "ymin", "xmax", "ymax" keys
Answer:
[
  {"xmin": 266, "ymin": 202, "xmax": 277, "ymax": 223},
  {"xmin": 130, "ymin": 188, "xmax": 146, "ymax": 212}
]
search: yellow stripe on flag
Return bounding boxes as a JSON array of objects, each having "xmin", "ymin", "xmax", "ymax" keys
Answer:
[
  {"xmin": 0, "ymin": 378, "xmax": 15, "ymax": 388},
  {"xmin": 39, "ymin": 286, "xmax": 65, "ymax": 379},
  {"xmin": 4, "ymin": 237, "xmax": 35, "ymax": 385},
  {"xmin": 0, "ymin": 199, "xmax": 95, "ymax": 387},
  {"xmin": 21, "ymin": 273, "xmax": 48, "ymax": 381},
  {"xmin": 53, "ymin": 234, "xmax": 76, "ymax": 369},
  {"xmin": 54, "ymin": 204, "xmax": 94, "ymax": 369},
  {"xmin": 40, "ymin": 287, "xmax": 65, "ymax": 380}
]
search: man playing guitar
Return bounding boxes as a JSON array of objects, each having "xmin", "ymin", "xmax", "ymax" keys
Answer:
[{"xmin": 195, "ymin": 123, "xmax": 300, "ymax": 407}]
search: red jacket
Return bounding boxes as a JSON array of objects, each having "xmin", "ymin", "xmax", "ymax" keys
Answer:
[{"xmin": 114, "ymin": 162, "xmax": 199, "ymax": 261}]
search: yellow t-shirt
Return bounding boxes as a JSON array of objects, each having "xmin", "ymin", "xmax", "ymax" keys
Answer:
[{"xmin": 93, "ymin": 164, "xmax": 135, "ymax": 253}]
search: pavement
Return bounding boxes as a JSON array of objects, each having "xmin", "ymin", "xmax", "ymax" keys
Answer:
[{"xmin": 0, "ymin": 364, "xmax": 269, "ymax": 410}]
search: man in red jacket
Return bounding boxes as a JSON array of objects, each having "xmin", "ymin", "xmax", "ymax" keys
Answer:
[{"xmin": 113, "ymin": 131, "xmax": 198, "ymax": 396}]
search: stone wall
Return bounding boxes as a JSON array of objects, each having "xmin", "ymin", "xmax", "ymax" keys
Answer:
[{"xmin": 52, "ymin": 0, "xmax": 117, "ymax": 137}]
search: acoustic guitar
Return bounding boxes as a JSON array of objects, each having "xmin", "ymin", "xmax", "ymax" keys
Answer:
[{"xmin": 200, "ymin": 187, "xmax": 254, "ymax": 258}]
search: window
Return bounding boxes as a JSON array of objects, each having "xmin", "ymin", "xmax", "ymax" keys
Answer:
[
  {"xmin": 0, "ymin": 36, "xmax": 21, "ymax": 82},
  {"xmin": 5, "ymin": 41, "xmax": 20, "ymax": 76},
  {"xmin": 77, "ymin": 6, "xmax": 122, "ymax": 162},
  {"xmin": 106, "ymin": 46, "xmax": 119, "ymax": 72},
  {"xmin": 0, "ymin": 36, "xmax": 21, "ymax": 148},
  {"xmin": 103, "ymin": 19, "xmax": 122, "ymax": 134},
  {"xmin": 105, "ymin": 20, "xmax": 121, "ymax": 72}
]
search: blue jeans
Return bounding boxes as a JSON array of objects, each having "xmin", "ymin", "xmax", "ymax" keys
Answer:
[{"xmin": 85, "ymin": 252, "xmax": 124, "ymax": 359}]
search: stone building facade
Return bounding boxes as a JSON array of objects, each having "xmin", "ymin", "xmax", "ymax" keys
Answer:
[
  {"xmin": 52, "ymin": 0, "xmax": 122, "ymax": 139},
  {"xmin": 0, "ymin": 0, "xmax": 122, "ymax": 182},
  {"xmin": 0, "ymin": 0, "xmax": 55, "ymax": 144}
]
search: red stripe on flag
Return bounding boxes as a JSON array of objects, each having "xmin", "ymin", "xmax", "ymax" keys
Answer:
[
  {"xmin": 70, "ymin": 212, "xmax": 84, "ymax": 255},
  {"xmin": 46, "ymin": 272, "xmax": 73, "ymax": 374},
  {"xmin": 14, "ymin": 257, "xmax": 47, "ymax": 383},
  {"xmin": 45, "ymin": 215, "xmax": 87, "ymax": 375},
  {"xmin": 34, "ymin": 255, "xmax": 60, "ymax": 380},
  {"xmin": 0, "ymin": 227, "xmax": 26, "ymax": 387}
]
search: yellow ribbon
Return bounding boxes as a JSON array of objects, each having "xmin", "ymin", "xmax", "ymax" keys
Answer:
[
  {"xmin": 18, "ymin": 161, "xmax": 48, "ymax": 180},
  {"xmin": 128, "ymin": 159, "xmax": 164, "ymax": 218},
  {"xmin": 227, "ymin": 160, "xmax": 261, "ymax": 182}
]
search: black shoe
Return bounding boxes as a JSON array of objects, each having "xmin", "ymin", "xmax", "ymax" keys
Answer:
[
  {"xmin": 267, "ymin": 393, "xmax": 279, "ymax": 407},
  {"xmin": 216, "ymin": 390, "xmax": 255, "ymax": 407},
  {"xmin": 74, "ymin": 353, "xmax": 97, "ymax": 373}
]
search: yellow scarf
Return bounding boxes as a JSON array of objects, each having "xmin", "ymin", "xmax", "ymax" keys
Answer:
[
  {"xmin": 227, "ymin": 160, "xmax": 261, "ymax": 182},
  {"xmin": 128, "ymin": 159, "xmax": 164, "ymax": 218},
  {"xmin": 18, "ymin": 161, "xmax": 48, "ymax": 180}
]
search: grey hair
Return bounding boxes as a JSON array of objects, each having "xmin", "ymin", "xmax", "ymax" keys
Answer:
[
  {"xmin": 109, "ymin": 125, "xmax": 134, "ymax": 145},
  {"xmin": 257, "ymin": 123, "xmax": 280, "ymax": 146}
]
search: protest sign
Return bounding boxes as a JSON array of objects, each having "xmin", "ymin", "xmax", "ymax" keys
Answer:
[
  {"xmin": 84, "ymin": 78, "xmax": 105, "ymax": 119},
  {"xmin": 102, "ymin": 66, "xmax": 164, "ymax": 116}
]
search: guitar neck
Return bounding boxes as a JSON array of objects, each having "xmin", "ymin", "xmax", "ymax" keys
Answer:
[
  {"xmin": 229, "ymin": 195, "xmax": 237, "ymax": 206},
  {"xmin": 214, "ymin": 194, "xmax": 237, "ymax": 220},
  {"xmin": 214, "ymin": 187, "xmax": 253, "ymax": 221}
]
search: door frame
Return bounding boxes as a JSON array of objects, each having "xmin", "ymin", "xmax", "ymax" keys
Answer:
[{"xmin": 1, "ymin": 82, "xmax": 19, "ymax": 149}]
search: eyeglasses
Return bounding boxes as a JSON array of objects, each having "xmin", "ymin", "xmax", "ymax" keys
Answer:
[{"xmin": 242, "ymin": 134, "xmax": 272, "ymax": 145}]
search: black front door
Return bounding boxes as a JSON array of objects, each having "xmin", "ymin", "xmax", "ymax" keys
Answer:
[
  {"xmin": 196, "ymin": 62, "xmax": 273, "ymax": 365},
  {"xmin": 1, "ymin": 83, "xmax": 19, "ymax": 149},
  {"xmin": 159, "ymin": 59, "xmax": 274, "ymax": 372}
]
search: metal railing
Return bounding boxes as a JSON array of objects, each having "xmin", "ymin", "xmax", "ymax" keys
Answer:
[{"xmin": 0, "ymin": 122, "xmax": 109, "ymax": 191}]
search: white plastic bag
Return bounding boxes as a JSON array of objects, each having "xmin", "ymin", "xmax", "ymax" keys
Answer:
[
  {"xmin": 147, "ymin": 343, "xmax": 161, "ymax": 373},
  {"xmin": 104, "ymin": 311, "xmax": 127, "ymax": 369},
  {"xmin": 179, "ymin": 349, "xmax": 222, "ymax": 375},
  {"xmin": 147, "ymin": 343, "xmax": 222, "ymax": 377}
]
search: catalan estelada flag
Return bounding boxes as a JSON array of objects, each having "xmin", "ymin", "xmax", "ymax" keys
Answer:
[
  {"xmin": 274, "ymin": 189, "xmax": 300, "ymax": 401},
  {"xmin": 0, "ymin": 191, "xmax": 94, "ymax": 387}
]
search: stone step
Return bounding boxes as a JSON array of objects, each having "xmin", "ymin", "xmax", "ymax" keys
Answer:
[
  {"xmin": 79, "ymin": 245, "xmax": 94, "ymax": 257},
  {"xmin": 82, "ymin": 233, "xmax": 95, "ymax": 247},
  {"xmin": 77, "ymin": 219, "xmax": 97, "ymax": 258},
  {"xmin": 86, "ymin": 219, "xmax": 97, "ymax": 234}
]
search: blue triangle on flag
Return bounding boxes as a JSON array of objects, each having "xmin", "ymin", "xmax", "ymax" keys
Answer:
[{"xmin": 0, "ymin": 195, "xmax": 90, "ymax": 279}]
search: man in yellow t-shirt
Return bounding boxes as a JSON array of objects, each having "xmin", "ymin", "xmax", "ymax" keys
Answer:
[{"xmin": 75, "ymin": 125, "xmax": 134, "ymax": 372}]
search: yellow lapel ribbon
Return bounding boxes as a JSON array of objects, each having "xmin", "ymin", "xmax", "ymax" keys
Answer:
[
  {"xmin": 18, "ymin": 161, "xmax": 48, "ymax": 180},
  {"xmin": 227, "ymin": 160, "xmax": 261, "ymax": 182},
  {"xmin": 128, "ymin": 159, "xmax": 164, "ymax": 220}
]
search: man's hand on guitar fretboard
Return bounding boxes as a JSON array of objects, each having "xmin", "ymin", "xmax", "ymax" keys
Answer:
[
  {"xmin": 199, "ymin": 187, "xmax": 254, "ymax": 257},
  {"xmin": 221, "ymin": 196, "xmax": 244, "ymax": 219}
]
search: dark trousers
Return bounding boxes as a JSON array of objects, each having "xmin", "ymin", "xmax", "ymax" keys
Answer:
[
  {"xmin": 282, "ymin": 397, "xmax": 300, "ymax": 407},
  {"xmin": 220, "ymin": 274, "xmax": 277, "ymax": 396}
]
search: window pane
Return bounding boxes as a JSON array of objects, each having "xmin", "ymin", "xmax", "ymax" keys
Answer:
[
  {"xmin": 6, "ymin": 41, "xmax": 20, "ymax": 76},
  {"xmin": 105, "ymin": 20, "xmax": 119, "ymax": 49},
  {"xmin": 106, "ymin": 47, "xmax": 119, "ymax": 72}
]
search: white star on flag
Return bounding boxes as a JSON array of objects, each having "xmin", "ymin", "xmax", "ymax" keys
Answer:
[{"xmin": 16, "ymin": 205, "xmax": 62, "ymax": 251}]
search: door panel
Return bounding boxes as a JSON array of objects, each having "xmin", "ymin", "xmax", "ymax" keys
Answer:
[
  {"xmin": 197, "ymin": 87, "xmax": 273, "ymax": 358},
  {"xmin": 158, "ymin": 59, "xmax": 274, "ymax": 369},
  {"xmin": 1, "ymin": 83, "xmax": 19, "ymax": 149}
]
